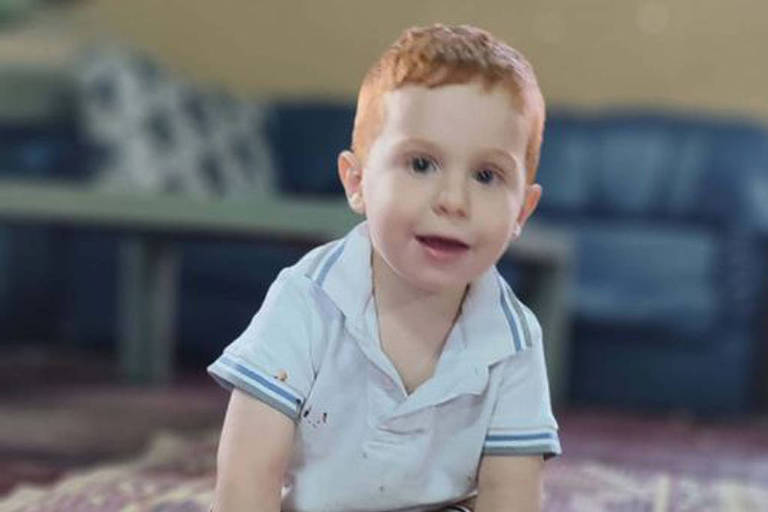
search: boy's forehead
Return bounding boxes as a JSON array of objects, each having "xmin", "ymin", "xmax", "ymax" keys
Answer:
[{"xmin": 377, "ymin": 83, "xmax": 528, "ymax": 159}]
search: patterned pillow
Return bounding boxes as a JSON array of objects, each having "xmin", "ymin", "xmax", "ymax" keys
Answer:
[{"xmin": 74, "ymin": 45, "xmax": 275, "ymax": 200}]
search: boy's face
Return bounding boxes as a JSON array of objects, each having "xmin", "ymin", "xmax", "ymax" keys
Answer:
[{"xmin": 339, "ymin": 81, "xmax": 541, "ymax": 294}]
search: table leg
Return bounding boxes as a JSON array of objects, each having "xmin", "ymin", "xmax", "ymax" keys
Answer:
[{"xmin": 117, "ymin": 237, "xmax": 179, "ymax": 384}]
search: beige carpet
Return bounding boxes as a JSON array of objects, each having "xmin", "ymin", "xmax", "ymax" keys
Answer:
[
  {"xmin": 2, "ymin": 348, "xmax": 767, "ymax": 511},
  {"xmin": 2, "ymin": 429, "xmax": 768, "ymax": 512}
]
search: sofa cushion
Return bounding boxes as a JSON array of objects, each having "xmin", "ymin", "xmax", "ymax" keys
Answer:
[
  {"xmin": 565, "ymin": 221, "xmax": 721, "ymax": 342},
  {"xmin": 264, "ymin": 102, "xmax": 354, "ymax": 197},
  {"xmin": 538, "ymin": 111, "xmax": 768, "ymax": 227}
]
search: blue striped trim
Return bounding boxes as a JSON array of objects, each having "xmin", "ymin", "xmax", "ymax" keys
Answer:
[
  {"xmin": 314, "ymin": 239, "xmax": 347, "ymax": 287},
  {"xmin": 218, "ymin": 355, "xmax": 302, "ymax": 407},
  {"xmin": 502, "ymin": 281, "xmax": 532, "ymax": 348},
  {"xmin": 497, "ymin": 276, "xmax": 524, "ymax": 352},
  {"xmin": 483, "ymin": 430, "xmax": 561, "ymax": 458},
  {"xmin": 484, "ymin": 444, "xmax": 560, "ymax": 457},
  {"xmin": 486, "ymin": 432, "xmax": 555, "ymax": 442}
]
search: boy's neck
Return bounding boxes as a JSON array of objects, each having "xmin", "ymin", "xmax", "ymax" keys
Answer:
[{"xmin": 370, "ymin": 249, "xmax": 468, "ymax": 328}]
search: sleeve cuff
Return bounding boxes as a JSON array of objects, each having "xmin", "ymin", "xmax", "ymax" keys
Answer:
[
  {"xmin": 482, "ymin": 429, "xmax": 562, "ymax": 460},
  {"xmin": 207, "ymin": 353, "xmax": 305, "ymax": 422}
]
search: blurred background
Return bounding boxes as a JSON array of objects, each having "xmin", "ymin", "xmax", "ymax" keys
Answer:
[{"xmin": 1, "ymin": 1, "xmax": 767, "ymax": 510}]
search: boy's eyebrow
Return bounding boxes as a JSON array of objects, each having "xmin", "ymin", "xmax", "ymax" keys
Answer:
[
  {"xmin": 483, "ymin": 148, "xmax": 521, "ymax": 173},
  {"xmin": 391, "ymin": 136, "xmax": 444, "ymax": 156}
]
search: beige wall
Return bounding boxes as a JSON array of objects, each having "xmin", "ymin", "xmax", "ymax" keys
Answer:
[{"xmin": 10, "ymin": 0, "xmax": 768, "ymax": 119}]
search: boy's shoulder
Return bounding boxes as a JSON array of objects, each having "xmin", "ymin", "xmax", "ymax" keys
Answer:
[
  {"xmin": 272, "ymin": 222, "xmax": 372, "ymax": 325},
  {"xmin": 283, "ymin": 233, "xmax": 349, "ymax": 284},
  {"xmin": 272, "ymin": 224, "xmax": 364, "ymax": 306},
  {"xmin": 280, "ymin": 221, "xmax": 368, "ymax": 283}
]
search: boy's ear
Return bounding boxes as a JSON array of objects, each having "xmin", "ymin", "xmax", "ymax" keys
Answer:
[
  {"xmin": 338, "ymin": 150, "xmax": 366, "ymax": 215},
  {"xmin": 512, "ymin": 183, "xmax": 542, "ymax": 239}
]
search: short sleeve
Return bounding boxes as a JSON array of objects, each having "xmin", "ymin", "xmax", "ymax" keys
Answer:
[
  {"xmin": 207, "ymin": 268, "xmax": 318, "ymax": 423},
  {"xmin": 483, "ymin": 305, "xmax": 562, "ymax": 460}
]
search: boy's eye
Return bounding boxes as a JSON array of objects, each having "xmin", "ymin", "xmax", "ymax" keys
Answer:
[
  {"xmin": 409, "ymin": 156, "xmax": 435, "ymax": 173},
  {"xmin": 475, "ymin": 168, "xmax": 498, "ymax": 184}
]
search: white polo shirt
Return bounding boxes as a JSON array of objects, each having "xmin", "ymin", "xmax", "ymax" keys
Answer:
[{"xmin": 208, "ymin": 221, "xmax": 561, "ymax": 512}]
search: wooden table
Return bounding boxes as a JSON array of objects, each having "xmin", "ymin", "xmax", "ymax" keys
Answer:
[{"xmin": 0, "ymin": 179, "xmax": 573, "ymax": 406}]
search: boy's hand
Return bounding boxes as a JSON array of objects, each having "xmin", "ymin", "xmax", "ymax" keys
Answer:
[{"xmin": 212, "ymin": 388, "xmax": 295, "ymax": 512}]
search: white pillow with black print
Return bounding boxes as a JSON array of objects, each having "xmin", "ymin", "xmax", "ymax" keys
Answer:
[{"xmin": 74, "ymin": 45, "xmax": 276, "ymax": 200}]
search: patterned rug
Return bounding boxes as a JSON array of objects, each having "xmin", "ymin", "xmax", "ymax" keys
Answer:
[{"xmin": 2, "ymin": 428, "xmax": 767, "ymax": 512}]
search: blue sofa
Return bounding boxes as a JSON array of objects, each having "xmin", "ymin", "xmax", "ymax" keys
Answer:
[
  {"xmin": 3, "ymin": 100, "xmax": 767, "ymax": 416},
  {"xmin": 536, "ymin": 111, "xmax": 768, "ymax": 414}
]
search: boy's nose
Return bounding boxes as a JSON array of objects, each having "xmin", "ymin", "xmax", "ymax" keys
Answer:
[{"xmin": 433, "ymin": 173, "xmax": 469, "ymax": 218}]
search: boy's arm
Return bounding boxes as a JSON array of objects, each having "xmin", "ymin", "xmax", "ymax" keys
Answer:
[
  {"xmin": 473, "ymin": 455, "xmax": 544, "ymax": 512},
  {"xmin": 212, "ymin": 388, "xmax": 295, "ymax": 512}
]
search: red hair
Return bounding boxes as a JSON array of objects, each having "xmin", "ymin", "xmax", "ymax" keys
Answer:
[{"xmin": 352, "ymin": 24, "xmax": 546, "ymax": 183}]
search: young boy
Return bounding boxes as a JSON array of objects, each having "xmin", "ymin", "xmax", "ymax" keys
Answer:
[{"xmin": 208, "ymin": 24, "xmax": 561, "ymax": 512}]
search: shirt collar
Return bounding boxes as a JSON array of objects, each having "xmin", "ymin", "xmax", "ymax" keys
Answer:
[{"xmin": 305, "ymin": 220, "xmax": 534, "ymax": 368}]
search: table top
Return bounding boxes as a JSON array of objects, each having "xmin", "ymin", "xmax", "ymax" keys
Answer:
[{"xmin": 0, "ymin": 178, "xmax": 572, "ymax": 265}]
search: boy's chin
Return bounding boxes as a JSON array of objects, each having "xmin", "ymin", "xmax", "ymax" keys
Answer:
[{"xmin": 405, "ymin": 271, "xmax": 472, "ymax": 296}]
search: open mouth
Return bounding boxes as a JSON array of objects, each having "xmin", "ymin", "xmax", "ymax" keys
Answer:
[{"xmin": 416, "ymin": 235, "xmax": 470, "ymax": 252}]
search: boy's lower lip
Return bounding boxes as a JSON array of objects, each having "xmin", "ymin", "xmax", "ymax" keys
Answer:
[{"xmin": 416, "ymin": 236, "xmax": 470, "ymax": 262}]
